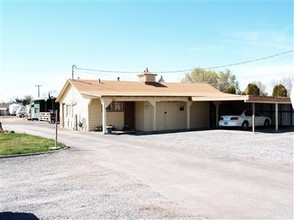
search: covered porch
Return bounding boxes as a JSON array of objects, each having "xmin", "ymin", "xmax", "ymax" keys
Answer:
[{"xmin": 88, "ymin": 96, "xmax": 193, "ymax": 134}]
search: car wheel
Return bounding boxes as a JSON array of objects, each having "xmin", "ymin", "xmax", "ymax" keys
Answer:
[
  {"xmin": 242, "ymin": 121, "xmax": 249, "ymax": 130},
  {"xmin": 264, "ymin": 119, "xmax": 270, "ymax": 127}
]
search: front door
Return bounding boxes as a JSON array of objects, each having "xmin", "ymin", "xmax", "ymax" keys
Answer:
[{"xmin": 124, "ymin": 102, "xmax": 135, "ymax": 129}]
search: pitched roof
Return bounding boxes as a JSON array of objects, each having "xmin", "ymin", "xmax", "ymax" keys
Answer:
[
  {"xmin": 57, "ymin": 79, "xmax": 231, "ymax": 101},
  {"xmin": 56, "ymin": 79, "xmax": 292, "ymax": 105},
  {"xmin": 0, "ymin": 103, "xmax": 12, "ymax": 109}
]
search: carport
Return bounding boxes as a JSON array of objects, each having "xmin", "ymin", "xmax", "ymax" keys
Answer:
[
  {"xmin": 244, "ymin": 96, "xmax": 293, "ymax": 132},
  {"xmin": 192, "ymin": 94, "xmax": 293, "ymax": 132}
]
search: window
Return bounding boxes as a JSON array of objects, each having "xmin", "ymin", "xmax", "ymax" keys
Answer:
[
  {"xmin": 65, "ymin": 105, "xmax": 72, "ymax": 117},
  {"xmin": 114, "ymin": 102, "xmax": 123, "ymax": 111},
  {"xmin": 179, "ymin": 106, "xmax": 185, "ymax": 111},
  {"xmin": 106, "ymin": 102, "xmax": 124, "ymax": 112},
  {"xmin": 256, "ymin": 112, "xmax": 262, "ymax": 116},
  {"xmin": 244, "ymin": 111, "xmax": 252, "ymax": 116}
]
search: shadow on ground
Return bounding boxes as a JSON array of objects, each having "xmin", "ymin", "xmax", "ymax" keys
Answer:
[{"xmin": 0, "ymin": 212, "xmax": 39, "ymax": 220}]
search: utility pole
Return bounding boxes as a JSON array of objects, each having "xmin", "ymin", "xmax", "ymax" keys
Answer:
[
  {"xmin": 35, "ymin": 84, "xmax": 42, "ymax": 98},
  {"xmin": 72, "ymin": 65, "xmax": 77, "ymax": 79}
]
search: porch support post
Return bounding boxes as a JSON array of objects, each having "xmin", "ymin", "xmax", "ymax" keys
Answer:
[
  {"xmin": 275, "ymin": 103, "xmax": 279, "ymax": 131},
  {"xmin": 187, "ymin": 101, "xmax": 192, "ymax": 129},
  {"xmin": 149, "ymin": 100, "xmax": 157, "ymax": 131},
  {"xmin": 213, "ymin": 101, "xmax": 221, "ymax": 128},
  {"xmin": 252, "ymin": 103, "xmax": 255, "ymax": 133},
  {"xmin": 100, "ymin": 98, "xmax": 112, "ymax": 134}
]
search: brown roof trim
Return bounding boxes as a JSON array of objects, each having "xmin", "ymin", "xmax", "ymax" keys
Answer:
[
  {"xmin": 137, "ymin": 73, "xmax": 158, "ymax": 76},
  {"xmin": 245, "ymin": 96, "xmax": 291, "ymax": 104}
]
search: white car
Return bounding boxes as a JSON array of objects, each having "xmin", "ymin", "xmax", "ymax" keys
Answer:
[{"xmin": 219, "ymin": 110, "xmax": 271, "ymax": 130}]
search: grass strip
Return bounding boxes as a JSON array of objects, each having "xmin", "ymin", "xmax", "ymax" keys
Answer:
[{"xmin": 0, "ymin": 132, "xmax": 66, "ymax": 156}]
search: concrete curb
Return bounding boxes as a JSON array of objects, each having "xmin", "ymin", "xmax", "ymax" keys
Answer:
[{"xmin": 0, "ymin": 146, "xmax": 70, "ymax": 159}]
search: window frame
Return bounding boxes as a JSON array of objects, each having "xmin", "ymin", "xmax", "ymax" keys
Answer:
[{"xmin": 106, "ymin": 101, "xmax": 124, "ymax": 112}]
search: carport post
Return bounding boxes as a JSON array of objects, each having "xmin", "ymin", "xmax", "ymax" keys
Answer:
[
  {"xmin": 101, "ymin": 101, "xmax": 106, "ymax": 134},
  {"xmin": 100, "ymin": 98, "xmax": 112, "ymax": 134},
  {"xmin": 213, "ymin": 101, "xmax": 221, "ymax": 128},
  {"xmin": 252, "ymin": 103, "xmax": 255, "ymax": 133},
  {"xmin": 186, "ymin": 101, "xmax": 192, "ymax": 129},
  {"xmin": 275, "ymin": 103, "xmax": 279, "ymax": 131},
  {"xmin": 149, "ymin": 101, "xmax": 157, "ymax": 131}
]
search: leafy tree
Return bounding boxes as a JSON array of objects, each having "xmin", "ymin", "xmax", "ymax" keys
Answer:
[
  {"xmin": 14, "ymin": 95, "xmax": 33, "ymax": 105},
  {"xmin": 182, "ymin": 67, "xmax": 218, "ymax": 85},
  {"xmin": 272, "ymin": 77, "xmax": 293, "ymax": 97},
  {"xmin": 272, "ymin": 84, "xmax": 287, "ymax": 97},
  {"xmin": 245, "ymin": 83, "xmax": 260, "ymax": 96},
  {"xmin": 218, "ymin": 70, "xmax": 239, "ymax": 94},
  {"xmin": 182, "ymin": 68, "xmax": 239, "ymax": 94},
  {"xmin": 225, "ymin": 85, "xmax": 237, "ymax": 94},
  {"xmin": 252, "ymin": 81, "xmax": 267, "ymax": 96}
]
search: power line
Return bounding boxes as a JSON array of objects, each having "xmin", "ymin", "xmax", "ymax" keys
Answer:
[
  {"xmin": 155, "ymin": 50, "xmax": 294, "ymax": 73},
  {"xmin": 205, "ymin": 50, "xmax": 294, "ymax": 70},
  {"xmin": 73, "ymin": 49, "xmax": 293, "ymax": 75},
  {"xmin": 76, "ymin": 67, "xmax": 138, "ymax": 74},
  {"xmin": 237, "ymin": 71, "xmax": 294, "ymax": 78}
]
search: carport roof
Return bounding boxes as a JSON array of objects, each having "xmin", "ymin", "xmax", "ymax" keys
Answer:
[
  {"xmin": 244, "ymin": 96, "xmax": 291, "ymax": 104},
  {"xmin": 191, "ymin": 94, "xmax": 291, "ymax": 104},
  {"xmin": 191, "ymin": 94, "xmax": 248, "ymax": 101}
]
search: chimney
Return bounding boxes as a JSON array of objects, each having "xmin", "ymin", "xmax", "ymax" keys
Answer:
[{"xmin": 138, "ymin": 72, "xmax": 157, "ymax": 83}]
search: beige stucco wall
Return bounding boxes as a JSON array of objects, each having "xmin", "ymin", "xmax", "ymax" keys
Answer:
[
  {"xmin": 59, "ymin": 84, "xmax": 90, "ymax": 131},
  {"xmin": 135, "ymin": 101, "xmax": 155, "ymax": 131},
  {"xmin": 156, "ymin": 101, "xmax": 187, "ymax": 131},
  {"xmin": 144, "ymin": 102, "xmax": 154, "ymax": 131},
  {"xmin": 106, "ymin": 112, "xmax": 124, "ymax": 129},
  {"xmin": 88, "ymin": 99, "xmax": 125, "ymax": 131},
  {"xmin": 59, "ymin": 87, "xmax": 210, "ymax": 132},
  {"xmin": 88, "ymin": 99, "xmax": 102, "ymax": 131},
  {"xmin": 190, "ymin": 102, "xmax": 209, "ymax": 129}
]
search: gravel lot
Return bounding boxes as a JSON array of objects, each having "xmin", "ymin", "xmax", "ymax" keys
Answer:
[
  {"xmin": 121, "ymin": 129, "xmax": 294, "ymax": 169},
  {"xmin": 1, "ymin": 117, "xmax": 293, "ymax": 219},
  {"xmin": 1, "ymin": 150, "xmax": 188, "ymax": 219}
]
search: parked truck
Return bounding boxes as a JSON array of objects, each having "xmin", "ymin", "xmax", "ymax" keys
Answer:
[{"xmin": 16, "ymin": 105, "xmax": 31, "ymax": 118}]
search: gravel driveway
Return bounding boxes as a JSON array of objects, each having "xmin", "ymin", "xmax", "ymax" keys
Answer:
[
  {"xmin": 1, "ymin": 117, "xmax": 293, "ymax": 219},
  {"xmin": 1, "ymin": 150, "xmax": 186, "ymax": 219},
  {"xmin": 121, "ymin": 129, "xmax": 294, "ymax": 169}
]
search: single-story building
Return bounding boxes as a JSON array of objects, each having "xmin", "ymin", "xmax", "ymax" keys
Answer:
[
  {"xmin": 0, "ymin": 103, "xmax": 11, "ymax": 116},
  {"xmin": 56, "ymin": 72, "xmax": 293, "ymax": 133},
  {"xmin": 29, "ymin": 98, "xmax": 60, "ymax": 121}
]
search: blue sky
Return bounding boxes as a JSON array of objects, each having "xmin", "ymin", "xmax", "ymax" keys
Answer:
[{"xmin": 1, "ymin": 0, "xmax": 293, "ymax": 102}]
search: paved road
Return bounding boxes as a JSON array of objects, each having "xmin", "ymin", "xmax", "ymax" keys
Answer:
[{"xmin": 1, "ymin": 118, "xmax": 293, "ymax": 219}]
